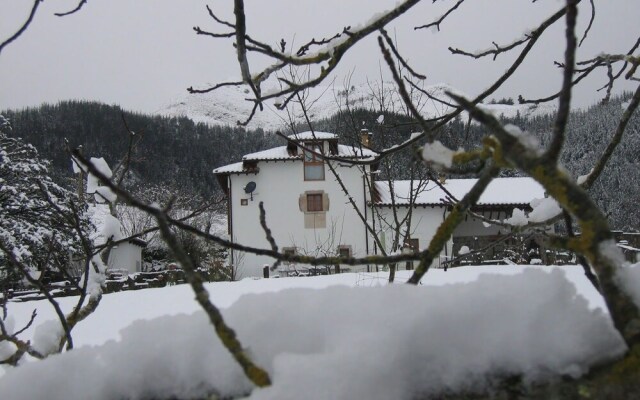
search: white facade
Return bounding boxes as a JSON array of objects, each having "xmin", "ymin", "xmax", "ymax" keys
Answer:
[
  {"xmin": 89, "ymin": 205, "xmax": 147, "ymax": 274},
  {"xmin": 107, "ymin": 240, "xmax": 146, "ymax": 274},
  {"xmin": 214, "ymin": 132, "xmax": 548, "ymax": 278},
  {"xmin": 215, "ymin": 132, "xmax": 375, "ymax": 278},
  {"xmin": 374, "ymin": 205, "xmax": 448, "ymax": 260}
]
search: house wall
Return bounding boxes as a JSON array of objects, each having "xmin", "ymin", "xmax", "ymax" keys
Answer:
[
  {"xmin": 226, "ymin": 155, "xmax": 536, "ymax": 277},
  {"xmin": 373, "ymin": 208, "xmax": 523, "ymax": 267},
  {"xmin": 229, "ymin": 159, "xmax": 371, "ymax": 278},
  {"xmin": 108, "ymin": 242, "xmax": 142, "ymax": 274},
  {"xmin": 374, "ymin": 206, "xmax": 452, "ymax": 268},
  {"xmin": 453, "ymin": 210, "xmax": 509, "ymax": 237}
]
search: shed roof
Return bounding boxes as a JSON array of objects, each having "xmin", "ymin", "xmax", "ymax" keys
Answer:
[
  {"xmin": 374, "ymin": 177, "xmax": 546, "ymax": 207},
  {"xmin": 212, "ymin": 161, "xmax": 245, "ymax": 174}
]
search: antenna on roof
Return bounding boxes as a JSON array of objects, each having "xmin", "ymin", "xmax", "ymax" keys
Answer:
[{"xmin": 244, "ymin": 181, "xmax": 257, "ymax": 201}]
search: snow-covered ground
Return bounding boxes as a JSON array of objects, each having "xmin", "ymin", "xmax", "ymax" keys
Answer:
[
  {"xmin": 158, "ymin": 82, "xmax": 556, "ymax": 131},
  {"xmin": 0, "ymin": 264, "xmax": 636, "ymax": 399}
]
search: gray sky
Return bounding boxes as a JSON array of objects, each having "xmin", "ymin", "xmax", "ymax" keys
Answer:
[{"xmin": 1, "ymin": 0, "xmax": 638, "ymax": 114}]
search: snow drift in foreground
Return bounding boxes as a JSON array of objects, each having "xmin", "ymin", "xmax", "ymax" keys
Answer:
[{"xmin": 0, "ymin": 268, "xmax": 628, "ymax": 400}]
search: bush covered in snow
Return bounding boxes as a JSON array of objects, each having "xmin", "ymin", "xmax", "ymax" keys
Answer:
[{"xmin": 0, "ymin": 118, "xmax": 91, "ymax": 289}]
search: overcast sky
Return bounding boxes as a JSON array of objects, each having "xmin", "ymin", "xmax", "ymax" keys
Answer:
[{"xmin": 1, "ymin": 0, "xmax": 638, "ymax": 114}]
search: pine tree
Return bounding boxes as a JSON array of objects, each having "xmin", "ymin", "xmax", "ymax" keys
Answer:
[{"xmin": 0, "ymin": 115, "xmax": 90, "ymax": 287}]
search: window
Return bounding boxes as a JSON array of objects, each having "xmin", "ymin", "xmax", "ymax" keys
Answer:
[
  {"xmin": 304, "ymin": 143, "xmax": 324, "ymax": 181},
  {"xmin": 299, "ymin": 191, "xmax": 329, "ymax": 229},
  {"xmin": 338, "ymin": 246, "xmax": 352, "ymax": 258},
  {"xmin": 336, "ymin": 245, "xmax": 352, "ymax": 274},
  {"xmin": 307, "ymin": 193, "xmax": 323, "ymax": 212},
  {"xmin": 283, "ymin": 247, "xmax": 296, "ymax": 265},
  {"xmin": 406, "ymin": 238, "xmax": 419, "ymax": 253}
]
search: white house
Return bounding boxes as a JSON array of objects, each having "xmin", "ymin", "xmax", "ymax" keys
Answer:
[
  {"xmin": 373, "ymin": 178, "xmax": 548, "ymax": 266},
  {"xmin": 90, "ymin": 205, "xmax": 147, "ymax": 275},
  {"xmin": 106, "ymin": 238, "xmax": 147, "ymax": 274},
  {"xmin": 213, "ymin": 131, "xmax": 547, "ymax": 278}
]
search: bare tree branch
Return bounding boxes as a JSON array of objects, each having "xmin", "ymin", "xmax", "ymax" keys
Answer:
[
  {"xmin": 193, "ymin": 26, "xmax": 235, "ymax": 39},
  {"xmin": 578, "ymin": 0, "xmax": 595, "ymax": 47},
  {"xmin": 414, "ymin": 0, "xmax": 464, "ymax": 31},
  {"xmin": 380, "ymin": 29, "xmax": 426, "ymax": 80},
  {"xmin": 521, "ymin": 36, "xmax": 639, "ymax": 105},
  {"xmin": 233, "ymin": 0, "xmax": 262, "ymax": 107},
  {"xmin": 0, "ymin": 0, "xmax": 42, "ymax": 55},
  {"xmin": 0, "ymin": 239, "xmax": 74, "ymax": 351},
  {"xmin": 155, "ymin": 209, "xmax": 271, "ymax": 387},
  {"xmin": 408, "ymin": 163, "xmax": 500, "ymax": 284},
  {"xmin": 188, "ymin": 80, "xmax": 244, "ymax": 94},
  {"xmin": 545, "ymin": 0, "xmax": 579, "ymax": 163},
  {"xmin": 258, "ymin": 201, "xmax": 280, "ymax": 271},
  {"xmin": 378, "ymin": 35, "xmax": 433, "ymax": 140},
  {"xmin": 192, "ymin": 0, "xmax": 425, "ymax": 124},
  {"xmin": 70, "ymin": 148, "xmax": 423, "ymax": 267},
  {"xmin": 54, "ymin": 0, "xmax": 89, "ymax": 17},
  {"xmin": 563, "ymin": 211, "xmax": 601, "ymax": 292},
  {"xmin": 448, "ymin": 91, "xmax": 640, "ymax": 346},
  {"xmin": 0, "ymin": 307, "xmax": 44, "ymax": 365},
  {"xmin": 582, "ymin": 84, "xmax": 640, "ymax": 188}
]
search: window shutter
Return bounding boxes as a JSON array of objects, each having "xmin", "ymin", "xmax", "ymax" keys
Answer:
[
  {"xmin": 322, "ymin": 193, "xmax": 330, "ymax": 211},
  {"xmin": 299, "ymin": 194, "xmax": 307, "ymax": 212}
]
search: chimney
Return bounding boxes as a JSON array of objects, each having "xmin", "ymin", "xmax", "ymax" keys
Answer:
[{"xmin": 360, "ymin": 128, "xmax": 373, "ymax": 148}]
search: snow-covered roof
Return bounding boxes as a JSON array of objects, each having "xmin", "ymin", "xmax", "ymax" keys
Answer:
[
  {"xmin": 375, "ymin": 177, "xmax": 546, "ymax": 206},
  {"xmin": 213, "ymin": 144, "xmax": 377, "ymax": 174},
  {"xmin": 212, "ymin": 161, "xmax": 246, "ymax": 174},
  {"xmin": 618, "ymin": 243, "xmax": 640, "ymax": 252},
  {"xmin": 337, "ymin": 144, "xmax": 377, "ymax": 158},
  {"xmin": 287, "ymin": 131, "xmax": 337, "ymax": 141},
  {"xmin": 242, "ymin": 145, "xmax": 377, "ymax": 161},
  {"xmin": 243, "ymin": 146, "xmax": 295, "ymax": 161}
]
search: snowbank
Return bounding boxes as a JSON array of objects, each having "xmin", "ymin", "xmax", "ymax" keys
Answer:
[
  {"xmin": 0, "ymin": 267, "xmax": 627, "ymax": 400},
  {"xmin": 618, "ymin": 261, "xmax": 640, "ymax": 310}
]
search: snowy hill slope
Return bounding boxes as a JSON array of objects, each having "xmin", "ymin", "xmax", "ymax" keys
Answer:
[{"xmin": 157, "ymin": 82, "xmax": 556, "ymax": 131}]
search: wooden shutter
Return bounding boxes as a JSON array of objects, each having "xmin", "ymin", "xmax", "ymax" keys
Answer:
[
  {"xmin": 299, "ymin": 194, "xmax": 307, "ymax": 211},
  {"xmin": 322, "ymin": 193, "xmax": 330, "ymax": 211}
]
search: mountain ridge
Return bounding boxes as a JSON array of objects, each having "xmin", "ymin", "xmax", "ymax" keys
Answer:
[{"xmin": 157, "ymin": 82, "xmax": 557, "ymax": 131}]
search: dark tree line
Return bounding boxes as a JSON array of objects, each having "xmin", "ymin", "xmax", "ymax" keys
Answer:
[
  {"xmin": 505, "ymin": 92, "xmax": 640, "ymax": 231},
  {"xmin": 1, "ymin": 101, "xmax": 280, "ymax": 197}
]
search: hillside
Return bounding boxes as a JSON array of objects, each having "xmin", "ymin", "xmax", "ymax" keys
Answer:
[
  {"xmin": 158, "ymin": 82, "xmax": 556, "ymax": 131},
  {"xmin": 522, "ymin": 94, "xmax": 640, "ymax": 230},
  {"xmin": 1, "ymin": 101, "xmax": 280, "ymax": 197}
]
